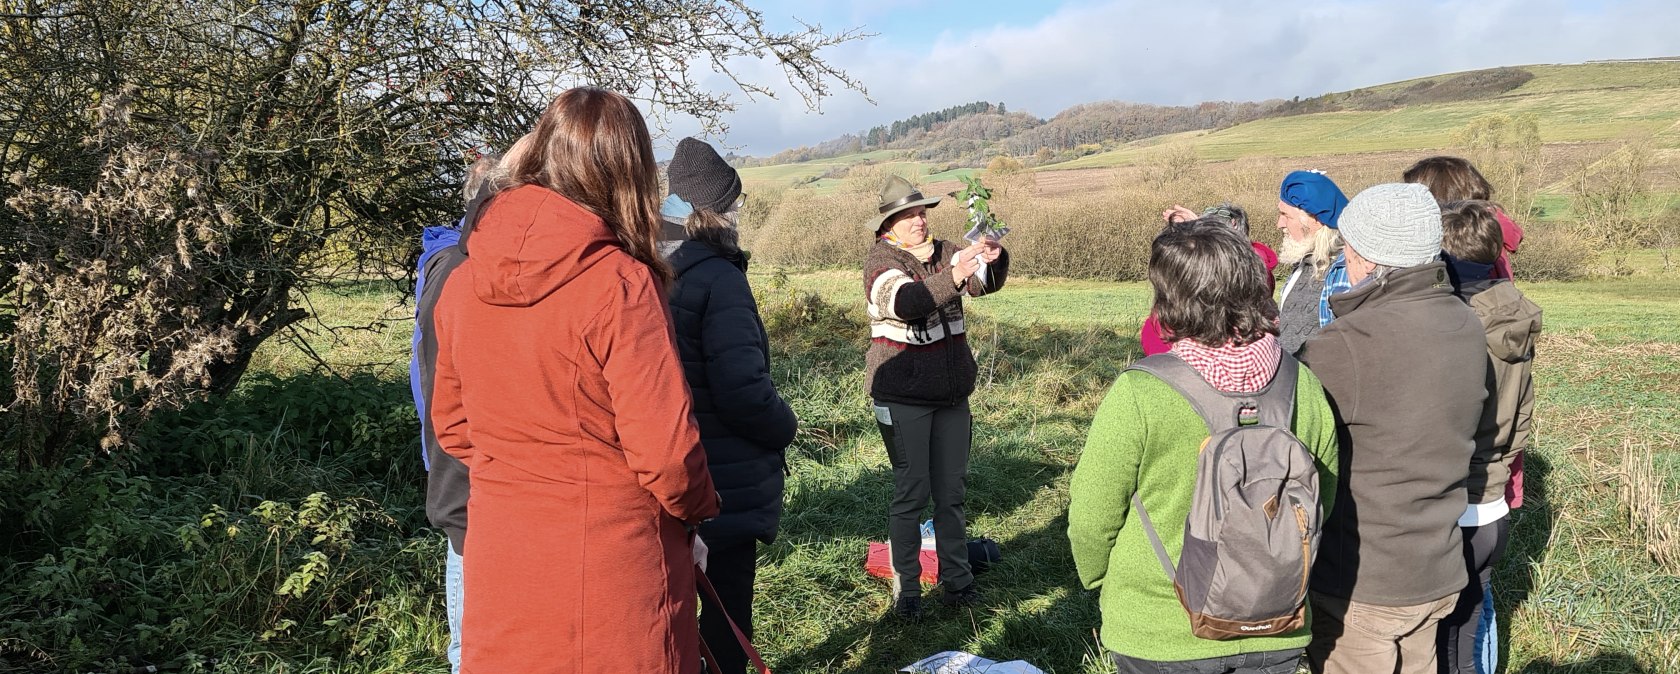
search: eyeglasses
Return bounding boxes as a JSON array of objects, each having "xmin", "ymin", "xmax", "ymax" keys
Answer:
[{"xmin": 732, "ymin": 193, "xmax": 748, "ymax": 211}]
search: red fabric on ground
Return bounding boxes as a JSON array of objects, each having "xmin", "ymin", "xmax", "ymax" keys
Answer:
[{"xmin": 865, "ymin": 542, "xmax": 940, "ymax": 584}]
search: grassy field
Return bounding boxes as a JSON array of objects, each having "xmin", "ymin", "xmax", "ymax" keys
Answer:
[
  {"xmin": 1051, "ymin": 62, "xmax": 1680, "ymax": 170},
  {"xmin": 735, "ymin": 62, "xmax": 1680, "ymax": 223},
  {"xmin": 234, "ymin": 250, "xmax": 1680, "ymax": 674}
]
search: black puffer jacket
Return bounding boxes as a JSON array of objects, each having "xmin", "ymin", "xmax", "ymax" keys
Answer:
[{"xmin": 662, "ymin": 235, "xmax": 798, "ymax": 544}]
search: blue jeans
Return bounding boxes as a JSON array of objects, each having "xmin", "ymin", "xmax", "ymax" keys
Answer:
[{"xmin": 446, "ymin": 543, "xmax": 464, "ymax": 674}]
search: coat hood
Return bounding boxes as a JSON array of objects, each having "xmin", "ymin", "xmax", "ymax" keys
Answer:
[
  {"xmin": 1468, "ymin": 282, "xmax": 1543, "ymax": 363},
  {"xmin": 468, "ymin": 184, "xmax": 622, "ymax": 307}
]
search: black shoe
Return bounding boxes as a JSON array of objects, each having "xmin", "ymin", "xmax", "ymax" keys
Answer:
[
  {"xmin": 892, "ymin": 595, "xmax": 922, "ymax": 620},
  {"xmin": 939, "ymin": 583, "xmax": 982, "ymax": 607}
]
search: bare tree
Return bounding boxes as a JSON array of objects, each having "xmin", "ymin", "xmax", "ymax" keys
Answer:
[
  {"xmin": 0, "ymin": 0, "xmax": 866, "ymax": 466},
  {"xmin": 1568, "ymin": 141, "xmax": 1657, "ymax": 275},
  {"xmin": 1455, "ymin": 113, "xmax": 1544, "ymax": 218}
]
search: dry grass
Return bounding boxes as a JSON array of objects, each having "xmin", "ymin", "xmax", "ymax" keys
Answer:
[{"xmin": 1613, "ymin": 440, "xmax": 1680, "ymax": 575}]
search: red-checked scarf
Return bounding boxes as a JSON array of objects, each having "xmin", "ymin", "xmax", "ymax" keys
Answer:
[{"xmin": 1169, "ymin": 334, "xmax": 1282, "ymax": 393}]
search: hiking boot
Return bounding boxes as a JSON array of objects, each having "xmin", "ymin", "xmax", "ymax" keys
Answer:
[
  {"xmin": 892, "ymin": 595, "xmax": 922, "ymax": 621},
  {"xmin": 939, "ymin": 583, "xmax": 982, "ymax": 607}
]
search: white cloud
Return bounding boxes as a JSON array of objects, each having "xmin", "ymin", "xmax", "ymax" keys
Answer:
[{"xmin": 666, "ymin": 0, "xmax": 1680, "ymax": 156}]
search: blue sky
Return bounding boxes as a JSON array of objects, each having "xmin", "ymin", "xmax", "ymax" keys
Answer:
[{"xmin": 655, "ymin": 0, "xmax": 1680, "ymax": 156}]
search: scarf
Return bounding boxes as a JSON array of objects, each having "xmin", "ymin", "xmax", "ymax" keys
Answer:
[
  {"xmin": 880, "ymin": 232, "xmax": 936, "ymax": 263},
  {"xmin": 1170, "ymin": 333, "xmax": 1283, "ymax": 394}
]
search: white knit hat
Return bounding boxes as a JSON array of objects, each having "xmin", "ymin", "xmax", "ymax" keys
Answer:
[{"xmin": 1337, "ymin": 183, "xmax": 1442, "ymax": 268}]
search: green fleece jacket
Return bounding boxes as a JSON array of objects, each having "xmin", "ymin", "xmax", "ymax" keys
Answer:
[{"xmin": 1068, "ymin": 367, "xmax": 1341, "ymax": 662}]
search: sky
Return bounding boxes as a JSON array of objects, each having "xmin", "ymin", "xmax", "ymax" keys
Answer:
[{"xmin": 654, "ymin": 0, "xmax": 1680, "ymax": 157}]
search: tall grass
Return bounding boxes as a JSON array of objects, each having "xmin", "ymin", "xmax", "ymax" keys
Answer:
[{"xmin": 743, "ymin": 158, "xmax": 1603, "ymax": 283}]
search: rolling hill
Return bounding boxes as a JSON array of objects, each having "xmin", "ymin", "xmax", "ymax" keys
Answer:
[{"xmin": 739, "ymin": 60, "xmax": 1680, "ymax": 195}]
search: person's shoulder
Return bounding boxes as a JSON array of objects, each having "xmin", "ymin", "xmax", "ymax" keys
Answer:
[{"xmin": 864, "ymin": 239, "xmax": 909, "ymax": 271}]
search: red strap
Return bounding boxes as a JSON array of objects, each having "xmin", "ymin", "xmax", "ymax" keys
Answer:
[{"xmin": 696, "ymin": 564, "xmax": 772, "ymax": 674}]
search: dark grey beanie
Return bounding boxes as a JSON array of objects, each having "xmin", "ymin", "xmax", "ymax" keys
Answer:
[{"xmin": 667, "ymin": 137, "xmax": 741, "ymax": 215}]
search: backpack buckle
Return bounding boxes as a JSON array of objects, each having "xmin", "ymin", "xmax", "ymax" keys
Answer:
[{"xmin": 1237, "ymin": 404, "xmax": 1260, "ymax": 426}]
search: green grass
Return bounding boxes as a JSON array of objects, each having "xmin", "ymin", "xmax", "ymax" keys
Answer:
[
  {"xmin": 740, "ymin": 259, "xmax": 1680, "ymax": 673},
  {"xmin": 10, "ymin": 249, "xmax": 1676, "ymax": 672}
]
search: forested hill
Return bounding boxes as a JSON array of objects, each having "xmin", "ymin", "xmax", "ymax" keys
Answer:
[{"xmin": 736, "ymin": 64, "xmax": 1558, "ymax": 169}]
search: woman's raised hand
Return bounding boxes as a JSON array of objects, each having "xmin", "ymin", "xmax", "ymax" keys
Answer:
[{"xmin": 953, "ymin": 242, "xmax": 985, "ymax": 283}]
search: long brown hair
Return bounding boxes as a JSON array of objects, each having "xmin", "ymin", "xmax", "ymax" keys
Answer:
[
  {"xmin": 1403, "ymin": 156, "xmax": 1493, "ymax": 203},
  {"xmin": 509, "ymin": 88, "xmax": 670, "ymax": 281},
  {"xmin": 684, "ymin": 209, "xmax": 742, "ymax": 258}
]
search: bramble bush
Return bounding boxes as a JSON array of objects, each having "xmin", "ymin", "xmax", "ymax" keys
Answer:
[{"xmin": 0, "ymin": 373, "xmax": 440, "ymax": 673}]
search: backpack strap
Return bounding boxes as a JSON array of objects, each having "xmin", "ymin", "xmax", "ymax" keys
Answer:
[
  {"xmin": 1125, "ymin": 354, "xmax": 1245, "ymax": 434},
  {"xmin": 1131, "ymin": 493, "xmax": 1177, "ymax": 582},
  {"xmin": 1124, "ymin": 352, "xmax": 1300, "ymax": 432},
  {"xmin": 1120, "ymin": 351, "xmax": 1303, "ymax": 583},
  {"xmin": 1257, "ymin": 354, "xmax": 1300, "ymax": 430},
  {"xmin": 697, "ymin": 565, "xmax": 772, "ymax": 674}
]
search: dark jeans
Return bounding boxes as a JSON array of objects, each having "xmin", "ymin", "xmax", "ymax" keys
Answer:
[
  {"xmin": 1438, "ymin": 517, "xmax": 1511, "ymax": 674},
  {"xmin": 1112, "ymin": 649, "xmax": 1303, "ymax": 674},
  {"xmin": 698, "ymin": 537, "xmax": 759, "ymax": 674},
  {"xmin": 874, "ymin": 399, "xmax": 973, "ymax": 598}
]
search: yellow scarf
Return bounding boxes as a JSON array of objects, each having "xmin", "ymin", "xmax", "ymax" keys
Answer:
[{"xmin": 880, "ymin": 232, "xmax": 936, "ymax": 263}]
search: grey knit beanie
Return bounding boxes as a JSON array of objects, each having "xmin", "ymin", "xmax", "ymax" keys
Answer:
[
  {"xmin": 1336, "ymin": 183, "xmax": 1443, "ymax": 268},
  {"xmin": 667, "ymin": 137, "xmax": 742, "ymax": 215}
]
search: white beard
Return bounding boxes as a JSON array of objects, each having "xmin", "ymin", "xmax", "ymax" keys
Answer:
[{"xmin": 1277, "ymin": 233, "xmax": 1314, "ymax": 265}]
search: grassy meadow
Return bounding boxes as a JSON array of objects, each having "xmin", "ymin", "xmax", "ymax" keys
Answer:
[
  {"xmin": 5, "ymin": 58, "xmax": 1678, "ymax": 674},
  {"xmin": 193, "ymin": 248, "xmax": 1680, "ymax": 674},
  {"xmin": 1042, "ymin": 62, "xmax": 1680, "ymax": 169},
  {"xmin": 736, "ymin": 61, "xmax": 1680, "ymax": 231}
]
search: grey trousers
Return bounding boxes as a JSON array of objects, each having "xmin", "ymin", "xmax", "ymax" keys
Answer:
[{"xmin": 874, "ymin": 399, "xmax": 973, "ymax": 598}]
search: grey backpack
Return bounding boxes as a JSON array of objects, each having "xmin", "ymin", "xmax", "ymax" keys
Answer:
[{"xmin": 1126, "ymin": 353, "xmax": 1321, "ymax": 640}]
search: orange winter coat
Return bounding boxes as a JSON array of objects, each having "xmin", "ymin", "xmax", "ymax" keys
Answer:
[{"xmin": 428, "ymin": 184, "xmax": 720, "ymax": 674}]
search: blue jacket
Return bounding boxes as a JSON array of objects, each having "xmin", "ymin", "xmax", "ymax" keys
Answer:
[{"xmin": 410, "ymin": 192, "xmax": 490, "ymax": 553}]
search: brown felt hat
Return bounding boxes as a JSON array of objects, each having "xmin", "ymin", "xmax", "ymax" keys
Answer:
[{"xmin": 866, "ymin": 175, "xmax": 942, "ymax": 232}]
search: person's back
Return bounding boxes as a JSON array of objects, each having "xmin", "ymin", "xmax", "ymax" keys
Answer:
[
  {"xmin": 1302, "ymin": 262, "xmax": 1486, "ymax": 605},
  {"xmin": 1298, "ymin": 183, "xmax": 1487, "ymax": 674},
  {"xmin": 1460, "ymin": 280, "xmax": 1539, "ymax": 501},
  {"xmin": 1435, "ymin": 200, "xmax": 1542, "ymax": 674},
  {"xmin": 427, "ymin": 89, "xmax": 718, "ymax": 674},
  {"xmin": 658, "ymin": 136, "xmax": 798, "ymax": 674},
  {"xmin": 1071, "ymin": 222, "xmax": 1340, "ymax": 673}
]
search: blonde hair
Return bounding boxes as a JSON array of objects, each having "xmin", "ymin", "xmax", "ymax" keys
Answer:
[
  {"xmin": 1308, "ymin": 225, "xmax": 1344, "ymax": 281},
  {"xmin": 683, "ymin": 209, "xmax": 741, "ymax": 257}
]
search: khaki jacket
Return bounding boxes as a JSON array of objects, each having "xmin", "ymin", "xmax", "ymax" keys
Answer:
[{"xmin": 1461, "ymin": 280, "xmax": 1542, "ymax": 505}]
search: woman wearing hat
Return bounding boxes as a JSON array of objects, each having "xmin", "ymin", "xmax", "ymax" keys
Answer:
[
  {"xmin": 863, "ymin": 175, "xmax": 1008, "ymax": 619},
  {"xmin": 660, "ymin": 137, "xmax": 799, "ymax": 674}
]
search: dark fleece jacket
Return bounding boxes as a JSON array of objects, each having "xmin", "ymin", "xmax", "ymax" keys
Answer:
[
  {"xmin": 1300, "ymin": 261, "xmax": 1489, "ymax": 606},
  {"xmin": 661, "ymin": 235, "xmax": 798, "ymax": 544},
  {"xmin": 412, "ymin": 192, "xmax": 492, "ymax": 553}
]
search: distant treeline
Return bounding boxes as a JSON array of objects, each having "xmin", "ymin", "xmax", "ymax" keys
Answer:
[{"xmin": 731, "ymin": 67, "xmax": 1537, "ymax": 170}]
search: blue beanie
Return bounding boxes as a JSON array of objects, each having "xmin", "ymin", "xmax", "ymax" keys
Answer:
[{"xmin": 1280, "ymin": 170, "xmax": 1350, "ymax": 229}]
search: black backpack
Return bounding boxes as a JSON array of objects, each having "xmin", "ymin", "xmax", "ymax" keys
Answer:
[{"xmin": 1126, "ymin": 353, "xmax": 1322, "ymax": 640}]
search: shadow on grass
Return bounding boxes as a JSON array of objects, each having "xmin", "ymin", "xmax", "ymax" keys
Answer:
[
  {"xmin": 1517, "ymin": 652, "xmax": 1650, "ymax": 674},
  {"xmin": 1495, "ymin": 450, "xmax": 1558, "ymax": 674},
  {"xmin": 778, "ymin": 440, "xmax": 1067, "ymax": 547},
  {"xmin": 773, "ymin": 514, "xmax": 1095, "ymax": 674}
]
